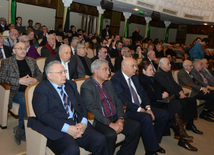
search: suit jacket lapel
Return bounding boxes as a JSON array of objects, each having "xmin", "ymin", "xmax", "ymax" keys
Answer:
[
  {"xmin": 11, "ymin": 56, "xmax": 19, "ymax": 76},
  {"xmin": 25, "ymin": 57, "xmax": 35, "ymax": 77},
  {"xmin": 119, "ymin": 71, "xmax": 132, "ymax": 98}
]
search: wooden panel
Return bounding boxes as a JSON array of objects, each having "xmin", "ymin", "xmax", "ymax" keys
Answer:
[{"xmin": 16, "ymin": 0, "xmax": 57, "ymax": 9}]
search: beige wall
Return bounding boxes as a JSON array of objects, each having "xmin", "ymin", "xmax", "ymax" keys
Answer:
[{"xmin": 185, "ymin": 34, "xmax": 208, "ymax": 44}]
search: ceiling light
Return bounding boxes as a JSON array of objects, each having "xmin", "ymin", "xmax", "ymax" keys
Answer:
[
  {"xmin": 134, "ymin": 8, "xmax": 139, "ymax": 11},
  {"xmin": 204, "ymin": 23, "xmax": 208, "ymax": 25},
  {"xmin": 211, "ymin": 26, "xmax": 213, "ymax": 28}
]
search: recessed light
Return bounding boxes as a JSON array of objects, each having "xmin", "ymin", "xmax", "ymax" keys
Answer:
[
  {"xmin": 204, "ymin": 23, "xmax": 208, "ymax": 25},
  {"xmin": 134, "ymin": 8, "xmax": 139, "ymax": 11},
  {"xmin": 211, "ymin": 26, "xmax": 213, "ymax": 28}
]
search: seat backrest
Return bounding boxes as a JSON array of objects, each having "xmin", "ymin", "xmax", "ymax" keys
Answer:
[
  {"xmin": 172, "ymin": 70, "xmax": 180, "ymax": 84},
  {"xmin": 86, "ymin": 48, "xmax": 94, "ymax": 59},
  {"xmin": 110, "ymin": 58, "xmax": 116, "ymax": 66},
  {"xmin": 93, "ymin": 49, "xmax": 96, "ymax": 56},
  {"xmin": 74, "ymin": 78, "xmax": 87, "ymax": 93},
  {"xmin": 0, "ymin": 59, "xmax": 2, "ymax": 67},
  {"xmin": 36, "ymin": 57, "xmax": 46, "ymax": 72},
  {"xmin": 25, "ymin": 82, "xmax": 39, "ymax": 117},
  {"xmin": 37, "ymin": 39, "xmax": 43, "ymax": 44},
  {"xmin": 2, "ymin": 30, "xmax": 9, "ymax": 36},
  {"xmin": 36, "ymin": 46, "xmax": 43, "ymax": 56},
  {"xmin": 56, "ymin": 36, "xmax": 62, "ymax": 42},
  {"xmin": 136, "ymin": 58, "xmax": 142, "ymax": 65},
  {"xmin": 85, "ymin": 42, "xmax": 89, "ymax": 48}
]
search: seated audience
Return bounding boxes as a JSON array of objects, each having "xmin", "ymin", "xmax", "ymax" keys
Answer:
[
  {"xmin": 138, "ymin": 61, "xmax": 197, "ymax": 151},
  {"xmin": 26, "ymin": 29, "xmax": 39, "ymax": 47},
  {"xmin": 102, "ymin": 25, "xmax": 111, "ymax": 38},
  {"xmin": 201, "ymin": 58, "xmax": 214, "ymax": 85},
  {"xmin": 184, "ymin": 43, "xmax": 191, "ymax": 55},
  {"xmin": 178, "ymin": 60, "xmax": 214, "ymax": 122},
  {"xmin": 143, "ymin": 51, "xmax": 158, "ymax": 72},
  {"xmin": 4, "ymin": 29, "xmax": 19, "ymax": 47},
  {"xmin": 204, "ymin": 49, "xmax": 212, "ymax": 61},
  {"xmin": 166, "ymin": 54, "xmax": 182, "ymax": 70},
  {"xmin": 110, "ymin": 40, "xmax": 123, "ymax": 57},
  {"xmin": 133, "ymin": 45, "xmax": 145, "ymax": 59},
  {"xmin": 43, "ymin": 44, "xmax": 78, "ymax": 80},
  {"xmin": 0, "ymin": 42, "xmax": 42, "ymax": 145},
  {"xmin": 28, "ymin": 61, "xmax": 108, "ymax": 155},
  {"xmin": 56, "ymin": 24, "xmax": 64, "ymax": 38},
  {"xmin": 89, "ymin": 36, "xmax": 99, "ymax": 49},
  {"xmin": 114, "ymin": 47, "xmax": 132, "ymax": 72},
  {"xmin": 0, "ymin": 17, "xmax": 9, "ymax": 32},
  {"xmin": 111, "ymin": 58, "xmax": 169, "ymax": 155},
  {"xmin": 15, "ymin": 17, "xmax": 26, "ymax": 34},
  {"xmin": 144, "ymin": 44, "xmax": 154, "ymax": 57},
  {"xmin": 33, "ymin": 22, "xmax": 42, "ymax": 38},
  {"xmin": 123, "ymin": 38, "xmax": 130, "ymax": 47},
  {"xmin": 41, "ymin": 34, "xmax": 58, "ymax": 57},
  {"xmin": 38, "ymin": 25, "xmax": 48, "ymax": 44},
  {"xmin": 92, "ymin": 46, "xmax": 115, "ymax": 74},
  {"xmin": 81, "ymin": 59, "xmax": 141, "ymax": 155},
  {"xmin": 19, "ymin": 35, "xmax": 40, "ymax": 59},
  {"xmin": 174, "ymin": 44, "xmax": 185, "ymax": 60},
  {"xmin": 62, "ymin": 35, "xmax": 70, "ymax": 45},
  {"xmin": 0, "ymin": 34, "xmax": 12, "ymax": 59},
  {"xmin": 70, "ymin": 25, "xmax": 78, "ymax": 37},
  {"xmin": 70, "ymin": 37, "xmax": 80, "ymax": 55},
  {"xmin": 8, "ymin": 23, "xmax": 15, "ymax": 30},
  {"xmin": 208, "ymin": 59, "xmax": 214, "ymax": 76},
  {"xmin": 27, "ymin": 19, "xmax": 33, "ymax": 27},
  {"xmin": 78, "ymin": 34, "xmax": 85, "ymax": 44},
  {"xmin": 154, "ymin": 58, "xmax": 202, "ymax": 137},
  {"xmin": 73, "ymin": 43, "xmax": 92, "ymax": 78}
]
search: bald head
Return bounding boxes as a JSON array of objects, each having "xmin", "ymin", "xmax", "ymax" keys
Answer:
[
  {"xmin": 59, "ymin": 44, "xmax": 72, "ymax": 62},
  {"xmin": 183, "ymin": 60, "xmax": 193, "ymax": 72},
  {"xmin": 121, "ymin": 58, "xmax": 137, "ymax": 77},
  {"xmin": 159, "ymin": 57, "xmax": 171, "ymax": 72},
  {"xmin": 147, "ymin": 50, "xmax": 156, "ymax": 60}
]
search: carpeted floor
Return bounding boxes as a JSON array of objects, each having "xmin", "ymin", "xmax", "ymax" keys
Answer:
[{"xmin": 0, "ymin": 106, "xmax": 213, "ymax": 155}]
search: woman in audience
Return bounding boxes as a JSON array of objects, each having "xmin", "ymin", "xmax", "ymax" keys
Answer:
[
  {"xmin": 70, "ymin": 25, "xmax": 78, "ymax": 37},
  {"xmin": 89, "ymin": 36, "xmax": 99, "ymax": 49},
  {"xmin": 133, "ymin": 45, "xmax": 145, "ymax": 59},
  {"xmin": 138, "ymin": 61, "xmax": 193, "ymax": 142},
  {"xmin": 26, "ymin": 29, "xmax": 39, "ymax": 47}
]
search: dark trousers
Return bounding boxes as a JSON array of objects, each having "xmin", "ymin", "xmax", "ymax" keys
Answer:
[
  {"xmin": 47, "ymin": 123, "xmax": 108, "ymax": 155},
  {"xmin": 194, "ymin": 91, "xmax": 214, "ymax": 111},
  {"xmin": 126, "ymin": 108, "xmax": 169, "ymax": 152},
  {"xmin": 176, "ymin": 97, "xmax": 197, "ymax": 125},
  {"xmin": 95, "ymin": 117, "xmax": 141, "ymax": 155}
]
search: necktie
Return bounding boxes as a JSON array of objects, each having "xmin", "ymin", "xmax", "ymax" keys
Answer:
[
  {"xmin": 128, "ymin": 78, "xmax": 141, "ymax": 106},
  {"xmin": 199, "ymin": 71, "xmax": 209, "ymax": 85},
  {"xmin": 0, "ymin": 48, "xmax": 3, "ymax": 59},
  {"xmin": 57, "ymin": 87, "xmax": 77, "ymax": 122},
  {"xmin": 189, "ymin": 72, "xmax": 195, "ymax": 83}
]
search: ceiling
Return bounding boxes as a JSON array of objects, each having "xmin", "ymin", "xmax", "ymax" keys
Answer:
[{"xmin": 73, "ymin": 0, "xmax": 213, "ymax": 26}]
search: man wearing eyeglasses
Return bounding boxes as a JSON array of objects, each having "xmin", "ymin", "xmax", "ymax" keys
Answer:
[
  {"xmin": 92, "ymin": 46, "xmax": 115, "ymax": 74},
  {"xmin": 0, "ymin": 17, "xmax": 9, "ymax": 33},
  {"xmin": 28, "ymin": 60, "xmax": 108, "ymax": 155},
  {"xmin": 0, "ymin": 42, "xmax": 42, "ymax": 145},
  {"xmin": 81, "ymin": 59, "xmax": 141, "ymax": 155}
]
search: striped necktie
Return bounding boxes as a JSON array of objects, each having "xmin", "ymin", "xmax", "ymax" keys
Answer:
[
  {"xmin": 0, "ymin": 48, "xmax": 3, "ymax": 59},
  {"xmin": 57, "ymin": 87, "xmax": 77, "ymax": 122},
  {"xmin": 199, "ymin": 71, "xmax": 209, "ymax": 85}
]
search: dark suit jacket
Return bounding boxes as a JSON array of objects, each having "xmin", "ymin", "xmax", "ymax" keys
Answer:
[
  {"xmin": 154, "ymin": 68, "xmax": 182, "ymax": 98},
  {"xmin": 0, "ymin": 25, "xmax": 9, "ymax": 32},
  {"xmin": 142, "ymin": 57, "xmax": 158, "ymax": 70},
  {"xmin": 41, "ymin": 46, "xmax": 59, "ymax": 57},
  {"xmin": 114, "ymin": 56, "xmax": 123, "ymax": 72},
  {"xmin": 191, "ymin": 68, "xmax": 208, "ymax": 87},
  {"xmin": 110, "ymin": 48, "xmax": 120, "ymax": 58},
  {"xmin": 73, "ymin": 54, "xmax": 92, "ymax": 78},
  {"xmin": 132, "ymin": 31, "xmax": 141, "ymax": 45},
  {"xmin": 91, "ymin": 55, "xmax": 116, "ymax": 73},
  {"xmin": 102, "ymin": 28, "xmax": 111, "ymax": 38},
  {"xmin": 80, "ymin": 77, "xmax": 125, "ymax": 126},
  {"xmin": 1, "ymin": 45, "xmax": 12, "ymax": 58},
  {"xmin": 0, "ymin": 55, "xmax": 42, "ymax": 109},
  {"xmin": 28, "ymin": 80, "xmax": 88, "ymax": 140},
  {"xmin": 43, "ymin": 54, "xmax": 78, "ymax": 80},
  {"xmin": 178, "ymin": 69, "xmax": 201, "ymax": 97},
  {"xmin": 110, "ymin": 71, "xmax": 151, "ymax": 113}
]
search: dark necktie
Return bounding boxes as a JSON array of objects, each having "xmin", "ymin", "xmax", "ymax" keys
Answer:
[
  {"xmin": 128, "ymin": 78, "xmax": 141, "ymax": 106},
  {"xmin": 189, "ymin": 72, "xmax": 195, "ymax": 83},
  {"xmin": 57, "ymin": 87, "xmax": 77, "ymax": 122},
  {"xmin": 0, "ymin": 48, "xmax": 3, "ymax": 59}
]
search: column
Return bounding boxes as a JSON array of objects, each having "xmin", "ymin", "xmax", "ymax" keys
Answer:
[
  {"xmin": 123, "ymin": 12, "xmax": 132, "ymax": 39},
  {"xmin": 144, "ymin": 17, "xmax": 152, "ymax": 39},
  {"xmin": 62, "ymin": 0, "xmax": 73, "ymax": 30},
  {"xmin": 96, "ymin": 6, "xmax": 105, "ymax": 35},
  {"xmin": 164, "ymin": 21, "xmax": 171, "ymax": 43}
]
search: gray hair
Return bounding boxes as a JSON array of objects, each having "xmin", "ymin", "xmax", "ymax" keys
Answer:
[
  {"xmin": 72, "ymin": 36, "xmax": 79, "ymax": 43},
  {"xmin": 158, "ymin": 57, "xmax": 167, "ymax": 67},
  {"xmin": 45, "ymin": 60, "xmax": 61, "ymax": 76},
  {"xmin": 19, "ymin": 35, "xmax": 28, "ymax": 42},
  {"xmin": 193, "ymin": 59, "xmax": 201, "ymax": 67},
  {"xmin": 121, "ymin": 47, "xmax": 129, "ymax": 55},
  {"xmin": 0, "ymin": 17, "xmax": 5, "ymax": 22},
  {"xmin": 147, "ymin": 50, "xmax": 154, "ymax": 56},
  {"xmin": 0, "ymin": 34, "xmax": 2, "ymax": 39},
  {"xmin": 147, "ymin": 44, "xmax": 153, "ymax": 50},
  {"xmin": 91, "ymin": 59, "xmax": 109, "ymax": 74},
  {"xmin": 76, "ymin": 43, "xmax": 85, "ymax": 51},
  {"xmin": 59, "ymin": 44, "xmax": 70, "ymax": 52},
  {"xmin": 156, "ymin": 44, "xmax": 161, "ymax": 49}
]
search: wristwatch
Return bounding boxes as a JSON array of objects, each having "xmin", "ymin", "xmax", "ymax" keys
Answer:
[{"xmin": 119, "ymin": 117, "xmax": 125, "ymax": 122}]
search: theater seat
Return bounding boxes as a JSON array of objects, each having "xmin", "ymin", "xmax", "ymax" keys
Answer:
[
  {"xmin": 86, "ymin": 48, "xmax": 94, "ymax": 59},
  {"xmin": 36, "ymin": 57, "xmax": 46, "ymax": 72},
  {"xmin": 24, "ymin": 82, "xmax": 91, "ymax": 155},
  {"xmin": 36, "ymin": 46, "xmax": 43, "ymax": 56}
]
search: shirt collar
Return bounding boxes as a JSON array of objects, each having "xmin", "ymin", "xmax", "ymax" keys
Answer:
[
  {"xmin": 49, "ymin": 80, "xmax": 65, "ymax": 90},
  {"xmin": 122, "ymin": 71, "xmax": 131, "ymax": 81},
  {"xmin": 60, "ymin": 57, "xmax": 70, "ymax": 65}
]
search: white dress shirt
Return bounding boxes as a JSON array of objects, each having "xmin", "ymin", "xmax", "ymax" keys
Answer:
[
  {"xmin": 0, "ymin": 46, "xmax": 6, "ymax": 59},
  {"xmin": 60, "ymin": 58, "xmax": 70, "ymax": 80}
]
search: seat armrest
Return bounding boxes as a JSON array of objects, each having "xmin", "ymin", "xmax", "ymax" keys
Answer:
[
  {"xmin": 88, "ymin": 112, "xmax": 95, "ymax": 120},
  {"xmin": 0, "ymin": 83, "xmax": 11, "ymax": 90},
  {"xmin": 181, "ymin": 85, "xmax": 193, "ymax": 90}
]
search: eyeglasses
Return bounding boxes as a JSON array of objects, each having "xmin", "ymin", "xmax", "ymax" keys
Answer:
[
  {"xmin": 101, "ymin": 51, "xmax": 108, "ymax": 54},
  {"xmin": 14, "ymin": 47, "xmax": 27, "ymax": 51},
  {"xmin": 49, "ymin": 70, "xmax": 67, "ymax": 75},
  {"xmin": 22, "ymin": 40, "xmax": 29, "ymax": 43},
  {"xmin": 101, "ymin": 68, "xmax": 111, "ymax": 72}
]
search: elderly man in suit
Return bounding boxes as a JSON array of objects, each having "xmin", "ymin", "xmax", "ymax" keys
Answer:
[
  {"xmin": 73, "ymin": 43, "xmax": 92, "ymax": 78},
  {"xmin": 143, "ymin": 50, "xmax": 158, "ymax": 72},
  {"xmin": 41, "ymin": 34, "xmax": 59, "ymax": 57},
  {"xmin": 0, "ymin": 17, "xmax": 9, "ymax": 32},
  {"xmin": 28, "ymin": 61, "xmax": 108, "ymax": 155},
  {"xmin": 114, "ymin": 47, "xmax": 132, "ymax": 72},
  {"xmin": 81, "ymin": 59, "xmax": 141, "ymax": 155},
  {"xmin": 111, "ymin": 58, "xmax": 169, "ymax": 155},
  {"xmin": 0, "ymin": 34, "xmax": 12, "ymax": 59},
  {"xmin": 201, "ymin": 58, "xmax": 214, "ymax": 86},
  {"xmin": 154, "ymin": 58, "xmax": 202, "ymax": 137},
  {"xmin": 0, "ymin": 42, "xmax": 42, "ymax": 145},
  {"xmin": 43, "ymin": 44, "xmax": 78, "ymax": 80},
  {"xmin": 4, "ymin": 29, "xmax": 19, "ymax": 47}
]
